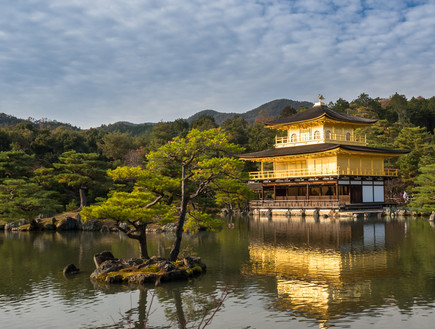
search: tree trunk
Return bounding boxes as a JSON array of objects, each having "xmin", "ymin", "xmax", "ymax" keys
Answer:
[
  {"xmin": 169, "ymin": 196, "xmax": 188, "ymax": 261},
  {"xmin": 172, "ymin": 288, "xmax": 187, "ymax": 328},
  {"xmin": 138, "ymin": 223, "xmax": 149, "ymax": 259},
  {"xmin": 79, "ymin": 188, "xmax": 87, "ymax": 209},
  {"xmin": 169, "ymin": 165, "xmax": 188, "ymax": 261},
  {"xmin": 137, "ymin": 289, "xmax": 148, "ymax": 328}
]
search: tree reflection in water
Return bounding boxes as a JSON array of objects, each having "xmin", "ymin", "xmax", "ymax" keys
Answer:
[{"xmin": 104, "ymin": 284, "xmax": 229, "ymax": 329}]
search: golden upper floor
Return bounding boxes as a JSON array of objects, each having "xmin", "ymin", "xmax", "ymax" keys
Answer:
[
  {"xmin": 265, "ymin": 103, "xmax": 376, "ymax": 148},
  {"xmin": 275, "ymin": 129, "xmax": 367, "ymax": 148},
  {"xmin": 237, "ymin": 101, "xmax": 410, "ymax": 179}
]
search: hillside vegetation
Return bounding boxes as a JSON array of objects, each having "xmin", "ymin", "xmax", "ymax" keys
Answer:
[{"xmin": 1, "ymin": 93, "xmax": 434, "ymax": 217}]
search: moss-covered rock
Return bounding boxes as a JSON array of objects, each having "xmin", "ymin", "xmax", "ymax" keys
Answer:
[{"xmin": 90, "ymin": 254, "xmax": 206, "ymax": 285}]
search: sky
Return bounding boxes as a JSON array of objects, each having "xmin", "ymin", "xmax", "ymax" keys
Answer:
[{"xmin": 0, "ymin": 0, "xmax": 434, "ymax": 128}]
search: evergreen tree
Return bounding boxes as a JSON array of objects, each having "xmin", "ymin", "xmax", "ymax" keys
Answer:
[
  {"xmin": 409, "ymin": 164, "xmax": 435, "ymax": 212},
  {"xmin": 332, "ymin": 98, "xmax": 350, "ymax": 113},
  {"xmin": 0, "ymin": 150, "xmax": 35, "ymax": 179},
  {"xmin": 279, "ymin": 105, "xmax": 297, "ymax": 118},
  {"xmin": 190, "ymin": 115, "xmax": 218, "ymax": 131},
  {"xmin": 30, "ymin": 128, "xmax": 57, "ymax": 166},
  {"xmin": 82, "ymin": 189, "xmax": 170, "ymax": 259},
  {"xmin": 97, "ymin": 131, "xmax": 136, "ymax": 163},
  {"xmin": 387, "ymin": 93, "xmax": 409, "ymax": 122},
  {"xmin": 0, "ymin": 150, "xmax": 61, "ymax": 221},
  {"xmin": 82, "ymin": 165, "xmax": 176, "ymax": 259},
  {"xmin": 0, "ymin": 179, "xmax": 61, "ymax": 221},
  {"xmin": 350, "ymin": 93, "xmax": 382, "ymax": 119},
  {"xmin": 394, "ymin": 126, "xmax": 433, "ymax": 184},
  {"xmin": 221, "ymin": 115, "xmax": 250, "ymax": 147},
  {"xmin": 407, "ymin": 96, "xmax": 435, "ymax": 133},
  {"xmin": 82, "ymin": 128, "xmax": 106, "ymax": 154},
  {"xmin": 52, "ymin": 126, "xmax": 88, "ymax": 154},
  {"xmin": 0, "ymin": 129, "xmax": 11, "ymax": 151},
  {"xmin": 9, "ymin": 121, "xmax": 37, "ymax": 152},
  {"xmin": 147, "ymin": 120, "xmax": 188, "ymax": 151},
  {"xmin": 147, "ymin": 128, "xmax": 247, "ymax": 261},
  {"xmin": 53, "ymin": 151, "xmax": 108, "ymax": 209},
  {"xmin": 247, "ymin": 123, "xmax": 276, "ymax": 152}
]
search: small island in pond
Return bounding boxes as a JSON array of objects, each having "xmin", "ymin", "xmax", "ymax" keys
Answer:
[{"xmin": 91, "ymin": 251, "xmax": 206, "ymax": 285}]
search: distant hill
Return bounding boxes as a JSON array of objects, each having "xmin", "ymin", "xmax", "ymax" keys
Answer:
[
  {"xmin": 186, "ymin": 110, "xmax": 236, "ymax": 125},
  {"xmin": 0, "ymin": 112, "xmax": 79, "ymax": 130},
  {"xmin": 98, "ymin": 121, "xmax": 154, "ymax": 136},
  {"xmin": 187, "ymin": 99, "xmax": 313, "ymax": 124},
  {"xmin": 0, "ymin": 113, "xmax": 23, "ymax": 127},
  {"xmin": 97, "ymin": 98, "xmax": 313, "ymax": 135}
]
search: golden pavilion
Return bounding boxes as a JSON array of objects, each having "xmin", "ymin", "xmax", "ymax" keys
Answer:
[{"xmin": 238, "ymin": 96, "xmax": 408, "ymax": 213}]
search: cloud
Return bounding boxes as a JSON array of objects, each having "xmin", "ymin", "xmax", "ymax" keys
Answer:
[{"xmin": 0, "ymin": 0, "xmax": 434, "ymax": 128}]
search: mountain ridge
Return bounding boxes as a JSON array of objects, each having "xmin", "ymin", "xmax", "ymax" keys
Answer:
[
  {"xmin": 1, "ymin": 98, "xmax": 313, "ymax": 133},
  {"xmin": 187, "ymin": 98, "xmax": 313, "ymax": 124}
]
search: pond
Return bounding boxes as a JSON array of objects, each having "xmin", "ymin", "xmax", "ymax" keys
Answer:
[{"xmin": 1, "ymin": 216, "xmax": 435, "ymax": 328}]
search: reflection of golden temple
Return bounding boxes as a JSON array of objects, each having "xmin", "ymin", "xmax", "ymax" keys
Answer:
[
  {"xmin": 248, "ymin": 243, "xmax": 388, "ymax": 282},
  {"xmin": 247, "ymin": 244, "xmax": 388, "ymax": 322},
  {"xmin": 243, "ymin": 219, "xmax": 406, "ymax": 325},
  {"xmin": 275, "ymin": 278, "xmax": 371, "ymax": 318},
  {"xmin": 249, "ymin": 245, "xmax": 343, "ymax": 283}
]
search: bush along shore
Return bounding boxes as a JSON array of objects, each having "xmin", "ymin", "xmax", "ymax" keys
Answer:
[
  {"xmin": 1, "ymin": 208, "xmax": 434, "ymax": 233},
  {"xmin": 91, "ymin": 251, "xmax": 206, "ymax": 285},
  {"xmin": 0, "ymin": 212, "xmax": 178, "ymax": 233}
]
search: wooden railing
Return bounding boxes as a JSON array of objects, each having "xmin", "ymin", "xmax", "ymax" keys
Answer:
[
  {"xmin": 275, "ymin": 133, "xmax": 367, "ymax": 147},
  {"xmin": 338, "ymin": 168, "xmax": 398, "ymax": 176},
  {"xmin": 249, "ymin": 200, "xmax": 341, "ymax": 209},
  {"xmin": 249, "ymin": 167, "xmax": 398, "ymax": 180},
  {"xmin": 275, "ymin": 195, "xmax": 346, "ymax": 201}
]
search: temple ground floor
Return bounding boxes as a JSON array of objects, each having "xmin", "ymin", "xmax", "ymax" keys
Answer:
[{"xmin": 248, "ymin": 175, "xmax": 394, "ymax": 216}]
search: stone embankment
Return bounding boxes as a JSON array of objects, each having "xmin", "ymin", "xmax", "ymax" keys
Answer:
[
  {"xmin": 91, "ymin": 251, "xmax": 206, "ymax": 285},
  {"xmin": 0, "ymin": 212, "xmax": 179, "ymax": 233},
  {"xmin": 251, "ymin": 208, "xmax": 435, "ymax": 221}
]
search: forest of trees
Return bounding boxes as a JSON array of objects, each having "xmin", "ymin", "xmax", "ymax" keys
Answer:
[
  {"xmin": 330, "ymin": 93, "xmax": 435, "ymax": 211},
  {"xmin": 1, "ymin": 92, "xmax": 434, "ymax": 226}
]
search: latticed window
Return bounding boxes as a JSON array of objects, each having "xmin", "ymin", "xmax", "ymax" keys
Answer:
[
  {"xmin": 290, "ymin": 133, "xmax": 297, "ymax": 142},
  {"xmin": 346, "ymin": 132, "xmax": 351, "ymax": 141},
  {"xmin": 325, "ymin": 130, "xmax": 331, "ymax": 139},
  {"xmin": 314, "ymin": 130, "xmax": 320, "ymax": 140}
]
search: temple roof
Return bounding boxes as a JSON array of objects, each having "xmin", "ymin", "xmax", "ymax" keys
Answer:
[
  {"xmin": 264, "ymin": 104, "xmax": 377, "ymax": 126},
  {"xmin": 237, "ymin": 143, "xmax": 409, "ymax": 159}
]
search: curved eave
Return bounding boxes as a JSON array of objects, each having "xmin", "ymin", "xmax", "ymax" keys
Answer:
[
  {"xmin": 237, "ymin": 144, "xmax": 409, "ymax": 162},
  {"xmin": 237, "ymin": 144, "xmax": 341, "ymax": 161},
  {"xmin": 337, "ymin": 151, "xmax": 405, "ymax": 157},
  {"xmin": 265, "ymin": 113, "xmax": 377, "ymax": 130},
  {"xmin": 338, "ymin": 145, "xmax": 410, "ymax": 158},
  {"xmin": 263, "ymin": 113, "xmax": 326, "ymax": 128}
]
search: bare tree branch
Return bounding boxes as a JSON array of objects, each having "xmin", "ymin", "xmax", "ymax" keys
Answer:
[
  {"xmin": 189, "ymin": 174, "xmax": 215, "ymax": 199},
  {"xmin": 143, "ymin": 195, "xmax": 163, "ymax": 209},
  {"xmin": 183, "ymin": 153, "xmax": 196, "ymax": 167},
  {"xmin": 117, "ymin": 222, "xmax": 141, "ymax": 240}
]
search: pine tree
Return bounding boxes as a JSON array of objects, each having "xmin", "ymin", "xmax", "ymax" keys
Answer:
[
  {"xmin": 0, "ymin": 179, "xmax": 61, "ymax": 221},
  {"xmin": 82, "ymin": 188, "xmax": 170, "ymax": 259},
  {"xmin": 409, "ymin": 164, "xmax": 435, "ymax": 212},
  {"xmin": 147, "ymin": 128, "xmax": 248, "ymax": 261},
  {"xmin": 54, "ymin": 151, "xmax": 108, "ymax": 209},
  {"xmin": 0, "ymin": 150, "xmax": 61, "ymax": 221}
]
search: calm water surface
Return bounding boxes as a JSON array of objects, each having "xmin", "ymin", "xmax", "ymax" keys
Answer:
[{"xmin": 1, "ymin": 216, "xmax": 435, "ymax": 328}]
